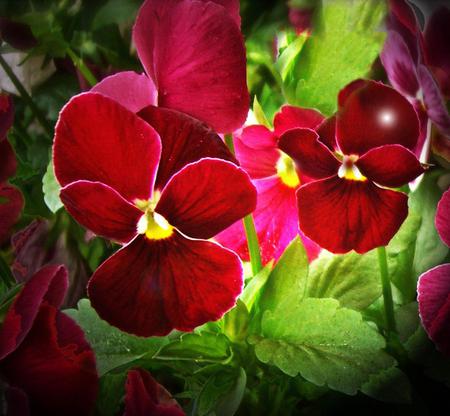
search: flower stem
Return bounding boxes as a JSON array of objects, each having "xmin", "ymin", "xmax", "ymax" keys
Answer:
[
  {"xmin": 0, "ymin": 53, "xmax": 53, "ymax": 136},
  {"xmin": 66, "ymin": 48, "xmax": 97, "ymax": 87},
  {"xmin": 377, "ymin": 246, "xmax": 396, "ymax": 333},
  {"xmin": 224, "ymin": 134, "xmax": 263, "ymax": 275}
]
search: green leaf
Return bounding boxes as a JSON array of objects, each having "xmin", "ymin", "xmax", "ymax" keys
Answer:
[
  {"xmin": 42, "ymin": 160, "xmax": 63, "ymax": 213},
  {"xmin": 288, "ymin": 0, "xmax": 386, "ymax": 115},
  {"xmin": 96, "ymin": 372, "xmax": 127, "ymax": 416},
  {"xmin": 65, "ymin": 299, "xmax": 168, "ymax": 376},
  {"xmin": 154, "ymin": 332, "xmax": 232, "ymax": 364},
  {"xmin": 252, "ymin": 95, "xmax": 271, "ymax": 128},
  {"xmin": 276, "ymin": 32, "xmax": 308, "ymax": 81},
  {"xmin": 92, "ymin": 0, "xmax": 140, "ymax": 30},
  {"xmin": 250, "ymin": 298, "xmax": 394, "ymax": 395},
  {"xmin": 241, "ymin": 262, "xmax": 272, "ymax": 311},
  {"xmin": 223, "ymin": 300, "xmax": 250, "ymax": 342}
]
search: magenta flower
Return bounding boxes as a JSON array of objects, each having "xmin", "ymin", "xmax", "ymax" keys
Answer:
[
  {"xmin": 53, "ymin": 93, "xmax": 257, "ymax": 336},
  {"xmin": 0, "ymin": 265, "xmax": 98, "ymax": 415},
  {"xmin": 216, "ymin": 105, "xmax": 323, "ymax": 264},
  {"xmin": 279, "ymin": 80, "xmax": 424, "ymax": 254},
  {"xmin": 92, "ymin": 0, "xmax": 248, "ymax": 133},
  {"xmin": 418, "ymin": 188, "xmax": 450, "ymax": 357},
  {"xmin": 124, "ymin": 369, "xmax": 185, "ymax": 416}
]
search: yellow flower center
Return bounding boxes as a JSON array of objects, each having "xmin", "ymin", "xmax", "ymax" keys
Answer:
[
  {"xmin": 276, "ymin": 152, "xmax": 300, "ymax": 188},
  {"xmin": 338, "ymin": 154, "xmax": 367, "ymax": 182}
]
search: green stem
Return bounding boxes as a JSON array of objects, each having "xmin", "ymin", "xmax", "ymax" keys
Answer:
[
  {"xmin": 224, "ymin": 134, "xmax": 263, "ymax": 275},
  {"xmin": 67, "ymin": 48, "xmax": 97, "ymax": 87},
  {"xmin": 377, "ymin": 246, "xmax": 396, "ymax": 333},
  {"xmin": 0, "ymin": 53, "xmax": 53, "ymax": 136}
]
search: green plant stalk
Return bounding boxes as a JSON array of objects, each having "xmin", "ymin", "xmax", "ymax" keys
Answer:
[
  {"xmin": 0, "ymin": 53, "xmax": 53, "ymax": 136},
  {"xmin": 224, "ymin": 134, "xmax": 263, "ymax": 275},
  {"xmin": 67, "ymin": 48, "xmax": 97, "ymax": 87},
  {"xmin": 377, "ymin": 246, "xmax": 396, "ymax": 333}
]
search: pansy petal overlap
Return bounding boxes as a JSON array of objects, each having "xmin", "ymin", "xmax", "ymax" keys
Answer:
[
  {"xmin": 273, "ymin": 105, "xmax": 324, "ymax": 136},
  {"xmin": 156, "ymin": 159, "xmax": 257, "ymax": 240},
  {"xmin": 54, "ymin": 93, "xmax": 161, "ymax": 202},
  {"xmin": 60, "ymin": 181, "xmax": 143, "ymax": 244},
  {"xmin": 133, "ymin": 0, "xmax": 248, "ymax": 133},
  {"xmin": 88, "ymin": 234, "xmax": 243, "ymax": 337}
]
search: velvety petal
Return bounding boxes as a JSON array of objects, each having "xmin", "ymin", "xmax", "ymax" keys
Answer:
[
  {"xmin": 0, "ymin": 304, "xmax": 98, "ymax": 416},
  {"xmin": 336, "ymin": 80, "xmax": 420, "ymax": 155},
  {"xmin": 273, "ymin": 105, "xmax": 324, "ymax": 136},
  {"xmin": 0, "ymin": 265, "xmax": 68, "ymax": 360},
  {"xmin": 5, "ymin": 386, "xmax": 30, "ymax": 416},
  {"xmin": 124, "ymin": 369, "xmax": 185, "ymax": 416},
  {"xmin": 0, "ymin": 184, "xmax": 24, "ymax": 245},
  {"xmin": 316, "ymin": 115, "xmax": 337, "ymax": 151},
  {"xmin": 380, "ymin": 30, "xmax": 419, "ymax": 98},
  {"xmin": 234, "ymin": 125, "xmax": 279, "ymax": 179},
  {"xmin": 297, "ymin": 176, "xmax": 408, "ymax": 254},
  {"xmin": 138, "ymin": 106, "xmax": 236, "ymax": 189},
  {"xmin": 200, "ymin": 0, "xmax": 241, "ymax": 27},
  {"xmin": 278, "ymin": 128, "xmax": 340, "ymax": 179},
  {"xmin": 60, "ymin": 181, "xmax": 142, "ymax": 243},
  {"xmin": 418, "ymin": 264, "xmax": 450, "ymax": 357},
  {"xmin": 0, "ymin": 93, "xmax": 14, "ymax": 139},
  {"xmin": 91, "ymin": 71, "xmax": 157, "ymax": 113},
  {"xmin": 337, "ymin": 79, "xmax": 369, "ymax": 108},
  {"xmin": 356, "ymin": 144, "xmax": 424, "ymax": 188},
  {"xmin": 53, "ymin": 92, "xmax": 161, "ymax": 202},
  {"xmin": 133, "ymin": 0, "xmax": 248, "ymax": 133},
  {"xmin": 0, "ymin": 139, "xmax": 17, "ymax": 182},
  {"xmin": 156, "ymin": 159, "xmax": 256, "ymax": 239},
  {"xmin": 216, "ymin": 176, "xmax": 321, "ymax": 264},
  {"xmin": 436, "ymin": 188, "xmax": 450, "ymax": 248},
  {"xmin": 88, "ymin": 234, "xmax": 243, "ymax": 336}
]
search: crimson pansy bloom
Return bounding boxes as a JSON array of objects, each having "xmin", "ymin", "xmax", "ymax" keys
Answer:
[
  {"xmin": 418, "ymin": 188, "xmax": 450, "ymax": 357},
  {"xmin": 53, "ymin": 93, "xmax": 256, "ymax": 336},
  {"xmin": 280, "ymin": 80, "xmax": 424, "ymax": 254},
  {"xmin": 217, "ymin": 105, "xmax": 322, "ymax": 264},
  {"xmin": 92, "ymin": 0, "xmax": 248, "ymax": 133},
  {"xmin": 124, "ymin": 369, "xmax": 185, "ymax": 416},
  {"xmin": 0, "ymin": 265, "xmax": 98, "ymax": 415}
]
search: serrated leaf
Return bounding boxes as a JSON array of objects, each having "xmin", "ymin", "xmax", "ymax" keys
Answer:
[
  {"xmin": 42, "ymin": 160, "xmax": 63, "ymax": 213},
  {"xmin": 65, "ymin": 299, "xmax": 168, "ymax": 376},
  {"xmin": 250, "ymin": 298, "xmax": 394, "ymax": 395}
]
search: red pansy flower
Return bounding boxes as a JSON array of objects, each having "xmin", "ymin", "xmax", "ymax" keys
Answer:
[
  {"xmin": 92, "ymin": 0, "xmax": 248, "ymax": 133},
  {"xmin": 53, "ymin": 93, "xmax": 256, "ymax": 337},
  {"xmin": 280, "ymin": 80, "xmax": 424, "ymax": 254},
  {"xmin": 418, "ymin": 188, "xmax": 450, "ymax": 357},
  {"xmin": 124, "ymin": 369, "xmax": 185, "ymax": 416},
  {"xmin": 216, "ymin": 105, "xmax": 322, "ymax": 264},
  {"xmin": 0, "ymin": 265, "xmax": 98, "ymax": 415}
]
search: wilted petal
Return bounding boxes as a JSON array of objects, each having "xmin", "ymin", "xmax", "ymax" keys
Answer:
[
  {"xmin": 436, "ymin": 188, "xmax": 450, "ymax": 248},
  {"xmin": 273, "ymin": 105, "xmax": 324, "ymax": 136},
  {"xmin": 0, "ymin": 184, "xmax": 24, "ymax": 245}
]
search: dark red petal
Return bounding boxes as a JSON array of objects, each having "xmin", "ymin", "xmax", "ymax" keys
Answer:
[
  {"xmin": 0, "ymin": 265, "xmax": 68, "ymax": 360},
  {"xmin": 273, "ymin": 105, "xmax": 324, "ymax": 136},
  {"xmin": 315, "ymin": 115, "xmax": 337, "ymax": 151},
  {"xmin": 156, "ymin": 159, "xmax": 256, "ymax": 239},
  {"xmin": 53, "ymin": 93, "xmax": 161, "ymax": 202},
  {"xmin": 380, "ymin": 30, "xmax": 419, "ymax": 98},
  {"xmin": 234, "ymin": 125, "xmax": 278, "ymax": 179},
  {"xmin": 278, "ymin": 128, "xmax": 340, "ymax": 179},
  {"xmin": 337, "ymin": 79, "xmax": 369, "ymax": 108},
  {"xmin": 5, "ymin": 386, "xmax": 30, "ymax": 416},
  {"xmin": 0, "ymin": 184, "xmax": 24, "ymax": 245},
  {"xmin": 436, "ymin": 188, "xmax": 450, "ymax": 248},
  {"xmin": 91, "ymin": 71, "xmax": 157, "ymax": 113},
  {"xmin": 356, "ymin": 144, "xmax": 424, "ymax": 188},
  {"xmin": 124, "ymin": 369, "xmax": 185, "ymax": 416},
  {"xmin": 0, "ymin": 304, "xmax": 98, "ymax": 416},
  {"xmin": 297, "ymin": 176, "xmax": 408, "ymax": 254},
  {"xmin": 0, "ymin": 139, "xmax": 17, "ymax": 183},
  {"xmin": 336, "ymin": 80, "xmax": 420, "ymax": 155},
  {"xmin": 138, "ymin": 106, "xmax": 237, "ymax": 190},
  {"xmin": 133, "ymin": 0, "xmax": 248, "ymax": 133},
  {"xmin": 88, "ymin": 234, "xmax": 243, "ymax": 336},
  {"xmin": 418, "ymin": 264, "xmax": 450, "ymax": 357},
  {"xmin": 0, "ymin": 93, "xmax": 14, "ymax": 139},
  {"xmin": 60, "ymin": 181, "xmax": 142, "ymax": 244}
]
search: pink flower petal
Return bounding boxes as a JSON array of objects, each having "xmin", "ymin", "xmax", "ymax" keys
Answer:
[
  {"xmin": 133, "ymin": 0, "xmax": 248, "ymax": 133},
  {"xmin": 0, "ymin": 184, "xmax": 24, "ymax": 245},
  {"xmin": 273, "ymin": 105, "xmax": 324, "ymax": 136},
  {"xmin": 297, "ymin": 176, "xmax": 408, "ymax": 254},
  {"xmin": 356, "ymin": 144, "xmax": 424, "ymax": 188},
  {"xmin": 200, "ymin": 0, "xmax": 241, "ymax": 27},
  {"xmin": 88, "ymin": 234, "xmax": 243, "ymax": 336},
  {"xmin": 336, "ymin": 80, "xmax": 420, "ymax": 155},
  {"xmin": 418, "ymin": 264, "xmax": 450, "ymax": 357},
  {"xmin": 0, "ymin": 139, "xmax": 17, "ymax": 183},
  {"xmin": 91, "ymin": 71, "xmax": 157, "ymax": 113},
  {"xmin": 278, "ymin": 128, "xmax": 340, "ymax": 179},
  {"xmin": 138, "ymin": 106, "xmax": 236, "ymax": 190},
  {"xmin": 60, "ymin": 181, "xmax": 142, "ymax": 244},
  {"xmin": 54, "ymin": 93, "xmax": 161, "ymax": 202},
  {"xmin": 156, "ymin": 159, "xmax": 256, "ymax": 240},
  {"xmin": 436, "ymin": 188, "xmax": 450, "ymax": 248}
]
